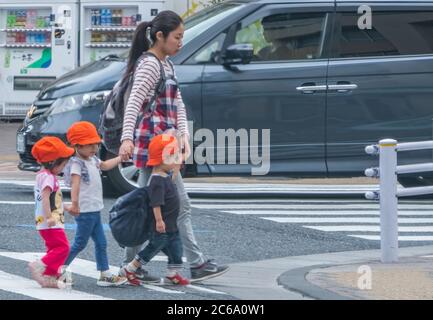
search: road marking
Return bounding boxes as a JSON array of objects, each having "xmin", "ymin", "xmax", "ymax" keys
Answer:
[
  {"xmin": 193, "ymin": 204, "xmax": 433, "ymax": 210},
  {"xmin": 350, "ymin": 235, "xmax": 433, "ymax": 242},
  {"xmin": 0, "ymin": 201, "xmax": 34, "ymax": 205},
  {"xmin": 219, "ymin": 210, "xmax": 433, "ymax": 216},
  {"xmin": 262, "ymin": 217, "xmax": 433, "ymax": 224},
  {"xmin": 0, "ymin": 270, "xmax": 112, "ymax": 300},
  {"xmin": 185, "ymin": 284, "xmax": 228, "ymax": 295},
  {"xmin": 0, "ymin": 252, "xmax": 226, "ymax": 295},
  {"xmin": 305, "ymin": 225, "xmax": 433, "ymax": 232},
  {"xmin": 0, "ymin": 252, "xmax": 183, "ymax": 294}
]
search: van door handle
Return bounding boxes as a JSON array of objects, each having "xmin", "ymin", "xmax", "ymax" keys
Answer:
[
  {"xmin": 328, "ymin": 84, "xmax": 358, "ymax": 93},
  {"xmin": 296, "ymin": 84, "xmax": 327, "ymax": 94}
]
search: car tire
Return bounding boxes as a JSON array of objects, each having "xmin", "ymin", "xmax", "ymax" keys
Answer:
[{"xmin": 102, "ymin": 150, "xmax": 196, "ymax": 195}]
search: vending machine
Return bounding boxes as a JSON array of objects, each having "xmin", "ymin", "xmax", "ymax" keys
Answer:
[
  {"xmin": 0, "ymin": 0, "xmax": 79, "ymax": 117},
  {"xmin": 80, "ymin": 0, "xmax": 165, "ymax": 65}
]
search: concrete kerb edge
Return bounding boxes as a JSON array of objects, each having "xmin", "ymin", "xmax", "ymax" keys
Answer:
[{"xmin": 277, "ymin": 264, "xmax": 354, "ymax": 300}]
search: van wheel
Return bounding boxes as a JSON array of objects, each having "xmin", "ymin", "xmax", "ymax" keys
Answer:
[
  {"xmin": 102, "ymin": 151, "xmax": 195, "ymax": 195},
  {"xmin": 103, "ymin": 151, "xmax": 139, "ymax": 196}
]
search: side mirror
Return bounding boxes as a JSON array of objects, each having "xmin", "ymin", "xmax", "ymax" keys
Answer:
[{"xmin": 221, "ymin": 44, "xmax": 254, "ymax": 66}]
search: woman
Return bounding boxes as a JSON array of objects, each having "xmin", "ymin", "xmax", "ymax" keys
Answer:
[{"xmin": 119, "ymin": 10, "xmax": 228, "ymax": 283}]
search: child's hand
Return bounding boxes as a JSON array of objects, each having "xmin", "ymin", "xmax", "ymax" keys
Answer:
[
  {"xmin": 156, "ymin": 220, "xmax": 166, "ymax": 233},
  {"xmin": 65, "ymin": 203, "xmax": 80, "ymax": 216},
  {"xmin": 46, "ymin": 217, "xmax": 56, "ymax": 227}
]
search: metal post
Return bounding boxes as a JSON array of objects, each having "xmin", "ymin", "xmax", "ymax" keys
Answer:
[{"xmin": 379, "ymin": 139, "xmax": 399, "ymax": 263}]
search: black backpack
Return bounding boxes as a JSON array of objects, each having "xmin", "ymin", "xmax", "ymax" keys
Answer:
[
  {"xmin": 99, "ymin": 52, "xmax": 167, "ymax": 155},
  {"xmin": 108, "ymin": 186, "xmax": 153, "ymax": 248}
]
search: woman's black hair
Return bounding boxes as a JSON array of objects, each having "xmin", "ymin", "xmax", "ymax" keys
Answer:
[
  {"xmin": 124, "ymin": 10, "xmax": 183, "ymax": 79},
  {"xmin": 41, "ymin": 158, "xmax": 69, "ymax": 171}
]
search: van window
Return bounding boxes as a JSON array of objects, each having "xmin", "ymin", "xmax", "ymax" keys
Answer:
[
  {"xmin": 336, "ymin": 11, "xmax": 433, "ymax": 58},
  {"xmin": 183, "ymin": 3, "xmax": 245, "ymax": 46},
  {"xmin": 235, "ymin": 12, "xmax": 328, "ymax": 62}
]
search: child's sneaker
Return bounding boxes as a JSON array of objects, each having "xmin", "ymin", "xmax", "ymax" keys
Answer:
[
  {"xmin": 118, "ymin": 266, "xmax": 141, "ymax": 286},
  {"xmin": 28, "ymin": 260, "xmax": 45, "ymax": 286},
  {"xmin": 165, "ymin": 273, "xmax": 190, "ymax": 286},
  {"xmin": 97, "ymin": 275, "xmax": 128, "ymax": 287}
]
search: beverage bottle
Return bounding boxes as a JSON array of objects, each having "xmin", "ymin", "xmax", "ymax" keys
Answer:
[
  {"xmin": 95, "ymin": 9, "xmax": 100, "ymax": 26},
  {"xmin": 23, "ymin": 10, "xmax": 28, "ymax": 28},
  {"xmin": 7, "ymin": 11, "xmax": 12, "ymax": 28},
  {"xmin": 45, "ymin": 16, "xmax": 50, "ymax": 28},
  {"xmin": 111, "ymin": 10, "xmax": 116, "ymax": 26},
  {"xmin": 90, "ymin": 9, "xmax": 95, "ymax": 26},
  {"xmin": 106, "ymin": 9, "xmax": 113, "ymax": 27},
  {"xmin": 101, "ymin": 9, "xmax": 106, "ymax": 26},
  {"xmin": 25, "ymin": 10, "xmax": 31, "ymax": 28},
  {"xmin": 16, "ymin": 10, "xmax": 21, "ymax": 27},
  {"xmin": 131, "ymin": 15, "xmax": 136, "ymax": 26},
  {"xmin": 9, "ymin": 10, "xmax": 16, "ymax": 28},
  {"xmin": 118, "ymin": 10, "xmax": 122, "ymax": 26},
  {"xmin": 115, "ymin": 10, "xmax": 120, "ymax": 26}
]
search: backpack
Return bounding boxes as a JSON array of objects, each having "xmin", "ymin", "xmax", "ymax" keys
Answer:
[
  {"xmin": 108, "ymin": 186, "xmax": 153, "ymax": 247},
  {"xmin": 98, "ymin": 52, "xmax": 167, "ymax": 155}
]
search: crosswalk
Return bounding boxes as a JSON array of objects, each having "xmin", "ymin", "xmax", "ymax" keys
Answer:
[
  {"xmin": 191, "ymin": 198, "xmax": 433, "ymax": 242},
  {"xmin": 0, "ymin": 252, "xmax": 229, "ymax": 300}
]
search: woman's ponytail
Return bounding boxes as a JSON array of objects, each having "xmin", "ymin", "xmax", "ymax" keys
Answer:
[
  {"xmin": 124, "ymin": 11, "xmax": 183, "ymax": 79},
  {"xmin": 124, "ymin": 21, "xmax": 152, "ymax": 78}
]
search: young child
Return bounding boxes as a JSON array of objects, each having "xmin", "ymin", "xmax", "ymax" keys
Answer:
[
  {"xmin": 29, "ymin": 136, "xmax": 75, "ymax": 288},
  {"xmin": 63, "ymin": 121, "xmax": 127, "ymax": 287},
  {"xmin": 119, "ymin": 133, "xmax": 190, "ymax": 286}
]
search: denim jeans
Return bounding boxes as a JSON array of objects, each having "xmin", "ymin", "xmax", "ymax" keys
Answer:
[
  {"xmin": 123, "ymin": 168, "xmax": 206, "ymax": 268},
  {"xmin": 135, "ymin": 231, "xmax": 183, "ymax": 270},
  {"xmin": 65, "ymin": 211, "xmax": 109, "ymax": 271}
]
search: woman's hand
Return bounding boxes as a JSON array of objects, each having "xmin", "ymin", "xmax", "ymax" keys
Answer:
[
  {"xmin": 180, "ymin": 135, "xmax": 191, "ymax": 162},
  {"xmin": 119, "ymin": 139, "xmax": 134, "ymax": 161},
  {"xmin": 156, "ymin": 220, "xmax": 166, "ymax": 233}
]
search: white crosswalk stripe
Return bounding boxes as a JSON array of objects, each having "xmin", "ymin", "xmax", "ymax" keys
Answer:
[
  {"xmin": 191, "ymin": 198, "xmax": 433, "ymax": 242},
  {"xmin": 0, "ymin": 252, "xmax": 228, "ymax": 299},
  {"xmin": 0, "ymin": 270, "xmax": 113, "ymax": 300}
]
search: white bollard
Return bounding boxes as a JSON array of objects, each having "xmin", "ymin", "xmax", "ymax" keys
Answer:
[{"xmin": 379, "ymin": 139, "xmax": 399, "ymax": 263}]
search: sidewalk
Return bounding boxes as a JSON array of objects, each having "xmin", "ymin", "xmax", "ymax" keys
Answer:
[
  {"xmin": 306, "ymin": 256, "xmax": 433, "ymax": 300},
  {"xmin": 275, "ymin": 245, "xmax": 433, "ymax": 300},
  {"xmin": 201, "ymin": 245, "xmax": 433, "ymax": 300}
]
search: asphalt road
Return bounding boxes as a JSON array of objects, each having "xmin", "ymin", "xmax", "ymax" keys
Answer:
[{"xmin": 0, "ymin": 181, "xmax": 386, "ymax": 300}]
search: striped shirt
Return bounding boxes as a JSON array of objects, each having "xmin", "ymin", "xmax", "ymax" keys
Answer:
[{"xmin": 121, "ymin": 54, "xmax": 189, "ymax": 143}]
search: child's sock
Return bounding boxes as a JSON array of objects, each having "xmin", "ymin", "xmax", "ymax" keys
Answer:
[
  {"xmin": 166, "ymin": 269, "xmax": 177, "ymax": 278},
  {"xmin": 101, "ymin": 270, "xmax": 112, "ymax": 278},
  {"xmin": 126, "ymin": 263, "xmax": 138, "ymax": 273}
]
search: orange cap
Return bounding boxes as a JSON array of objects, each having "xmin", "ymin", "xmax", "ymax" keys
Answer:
[
  {"xmin": 146, "ymin": 134, "xmax": 179, "ymax": 167},
  {"xmin": 31, "ymin": 136, "xmax": 75, "ymax": 163},
  {"xmin": 67, "ymin": 121, "xmax": 102, "ymax": 146}
]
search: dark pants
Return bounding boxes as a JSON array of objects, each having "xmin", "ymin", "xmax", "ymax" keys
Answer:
[{"xmin": 135, "ymin": 231, "xmax": 183, "ymax": 270}]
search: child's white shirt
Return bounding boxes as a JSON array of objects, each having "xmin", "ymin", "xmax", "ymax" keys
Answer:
[{"xmin": 70, "ymin": 157, "xmax": 104, "ymax": 213}]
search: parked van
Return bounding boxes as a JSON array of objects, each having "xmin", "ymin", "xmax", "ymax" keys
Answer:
[{"xmin": 17, "ymin": 0, "xmax": 433, "ymax": 194}]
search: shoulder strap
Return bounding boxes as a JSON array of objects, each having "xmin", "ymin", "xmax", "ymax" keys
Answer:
[{"xmin": 140, "ymin": 52, "xmax": 166, "ymax": 113}]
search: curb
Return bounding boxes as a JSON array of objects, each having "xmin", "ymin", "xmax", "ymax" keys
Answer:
[{"xmin": 277, "ymin": 265, "xmax": 352, "ymax": 300}]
